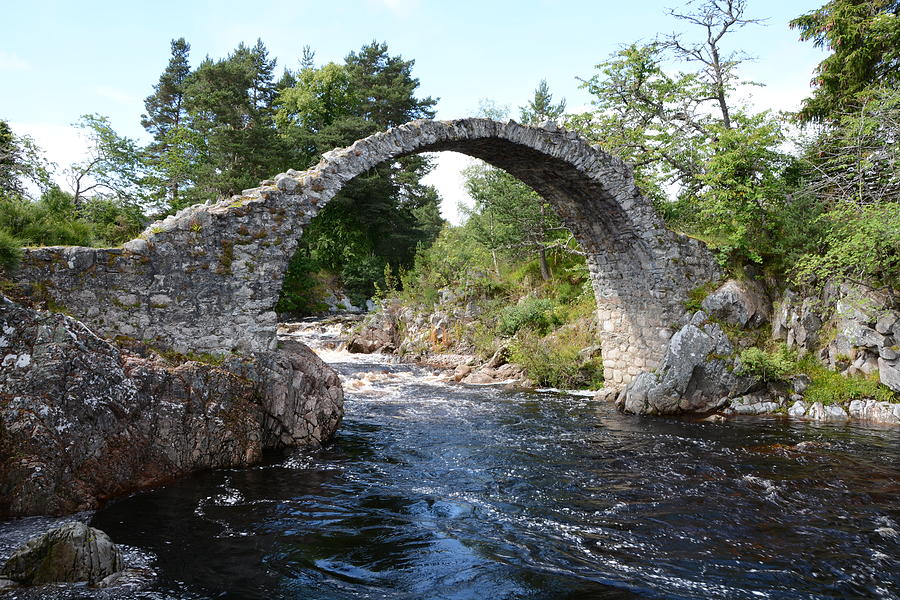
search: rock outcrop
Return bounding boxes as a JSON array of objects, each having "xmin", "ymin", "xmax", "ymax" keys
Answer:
[
  {"xmin": 345, "ymin": 304, "xmax": 401, "ymax": 354},
  {"xmin": 701, "ymin": 279, "xmax": 771, "ymax": 329},
  {"xmin": 0, "ymin": 296, "xmax": 343, "ymax": 517},
  {"xmin": 1, "ymin": 522, "xmax": 122, "ymax": 585},
  {"xmin": 773, "ymin": 284, "xmax": 900, "ymax": 392},
  {"xmin": 621, "ymin": 312, "xmax": 753, "ymax": 415}
]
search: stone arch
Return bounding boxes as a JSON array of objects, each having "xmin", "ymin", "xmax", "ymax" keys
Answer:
[{"xmin": 15, "ymin": 119, "xmax": 719, "ymax": 386}]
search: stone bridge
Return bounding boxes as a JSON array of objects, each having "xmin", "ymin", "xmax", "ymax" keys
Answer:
[{"xmin": 14, "ymin": 118, "xmax": 719, "ymax": 385}]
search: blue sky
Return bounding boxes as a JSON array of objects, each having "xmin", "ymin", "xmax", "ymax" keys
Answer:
[{"xmin": 2, "ymin": 0, "xmax": 825, "ymax": 221}]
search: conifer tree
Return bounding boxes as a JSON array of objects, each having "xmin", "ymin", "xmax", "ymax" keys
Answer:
[{"xmin": 142, "ymin": 38, "xmax": 193, "ymax": 209}]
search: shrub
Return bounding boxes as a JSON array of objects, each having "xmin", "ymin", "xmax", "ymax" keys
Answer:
[
  {"xmin": 510, "ymin": 329, "xmax": 603, "ymax": 389},
  {"xmin": 736, "ymin": 344, "xmax": 797, "ymax": 381},
  {"xmin": 0, "ymin": 229, "xmax": 23, "ymax": 274},
  {"xmin": 499, "ymin": 297, "xmax": 560, "ymax": 336},
  {"xmin": 798, "ymin": 357, "xmax": 897, "ymax": 405}
]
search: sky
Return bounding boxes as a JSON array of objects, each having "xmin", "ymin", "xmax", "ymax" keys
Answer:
[{"xmin": 2, "ymin": 0, "xmax": 826, "ymax": 223}]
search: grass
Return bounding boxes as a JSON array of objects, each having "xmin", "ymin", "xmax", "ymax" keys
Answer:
[{"xmin": 797, "ymin": 355, "xmax": 898, "ymax": 406}]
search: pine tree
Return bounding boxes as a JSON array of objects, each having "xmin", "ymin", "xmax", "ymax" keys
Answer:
[
  {"xmin": 142, "ymin": 38, "xmax": 192, "ymax": 209},
  {"xmin": 791, "ymin": 0, "xmax": 900, "ymax": 122},
  {"xmin": 519, "ymin": 79, "xmax": 566, "ymax": 125}
]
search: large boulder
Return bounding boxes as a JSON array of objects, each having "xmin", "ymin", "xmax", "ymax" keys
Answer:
[
  {"xmin": 0, "ymin": 296, "xmax": 343, "ymax": 517},
  {"xmin": 1, "ymin": 522, "xmax": 122, "ymax": 585},
  {"xmin": 345, "ymin": 303, "xmax": 400, "ymax": 354},
  {"xmin": 622, "ymin": 312, "xmax": 753, "ymax": 415},
  {"xmin": 701, "ymin": 279, "xmax": 771, "ymax": 329}
]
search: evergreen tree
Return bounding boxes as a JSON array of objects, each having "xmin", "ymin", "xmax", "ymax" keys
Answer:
[
  {"xmin": 274, "ymin": 41, "xmax": 443, "ymax": 310},
  {"xmin": 142, "ymin": 38, "xmax": 193, "ymax": 209},
  {"xmin": 463, "ymin": 82, "xmax": 571, "ymax": 281},
  {"xmin": 183, "ymin": 40, "xmax": 289, "ymax": 203},
  {"xmin": 519, "ymin": 79, "xmax": 566, "ymax": 125},
  {"xmin": 791, "ymin": 0, "xmax": 900, "ymax": 122}
]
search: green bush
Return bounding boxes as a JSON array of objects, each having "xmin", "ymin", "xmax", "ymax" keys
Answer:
[
  {"xmin": 499, "ymin": 297, "xmax": 560, "ymax": 336},
  {"xmin": 510, "ymin": 329, "xmax": 603, "ymax": 389},
  {"xmin": 736, "ymin": 344, "xmax": 797, "ymax": 381},
  {"xmin": 0, "ymin": 229, "xmax": 23, "ymax": 274},
  {"xmin": 275, "ymin": 252, "xmax": 328, "ymax": 315}
]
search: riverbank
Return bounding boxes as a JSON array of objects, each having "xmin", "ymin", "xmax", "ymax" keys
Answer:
[{"xmin": 340, "ymin": 276, "xmax": 900, "ymax": 426}]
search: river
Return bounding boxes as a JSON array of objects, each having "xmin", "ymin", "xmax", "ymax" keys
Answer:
[{"xmin": 3, "ymin": 319, "xmax": 899, "ymax": 599}]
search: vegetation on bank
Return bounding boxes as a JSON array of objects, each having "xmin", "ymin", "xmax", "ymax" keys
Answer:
[{"xmin": 738, "ymin": 344, "xmax": 898, "ymax": 406}]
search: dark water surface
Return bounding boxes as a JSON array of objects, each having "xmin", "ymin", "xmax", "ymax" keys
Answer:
[{"xmin": 7, "ymin": 322, "xmax": 900, "ymax": 599}]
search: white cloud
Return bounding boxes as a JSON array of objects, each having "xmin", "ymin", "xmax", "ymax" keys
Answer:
[
  {"xmin": 0, "ymin": 50, "xmax": 29, "ymax": 71},
  {"xmin": 9, "ymin": 122, "xmax": 89, "ymax": 192},
  {"xmin": 422, "ymin": 151, "xmax": 477, "ymax": 225}
]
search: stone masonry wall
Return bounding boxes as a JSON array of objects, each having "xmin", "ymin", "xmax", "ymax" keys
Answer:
[{"xmin": 12, "ymin": 119, "xmax": 720, "ymax": 386}]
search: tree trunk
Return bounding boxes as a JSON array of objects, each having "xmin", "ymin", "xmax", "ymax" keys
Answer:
[{"xmin": 539, "ymin": 248, "xmax": 551, "ymax": 281}]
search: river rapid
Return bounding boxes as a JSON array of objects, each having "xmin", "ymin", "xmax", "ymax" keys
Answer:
[{"xmin": 3, "ymin": 318, "xmax": 899, "ymax": 599}]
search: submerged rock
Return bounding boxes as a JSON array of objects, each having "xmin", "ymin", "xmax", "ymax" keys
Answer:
[
  {"xmin": 1, "ymin": 522, "xmax": 122, "ymax": 585},
  {"xmin": 0, "ymin": 296, "xmax": 343, "ymax": 517}
]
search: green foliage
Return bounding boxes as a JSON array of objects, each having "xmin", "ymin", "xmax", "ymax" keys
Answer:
[
  {"xmin": 68, "ymin": 114, "xmax": 149, "ymax": 207},
  {"xmin": 275, "ymin": 253, "xmax": 327, "ymax": 314},
  {"xmin": 689, "ymin": 112, "xmax": 801, "ymax": 266},
  {"xmin": 791, "ymin": 87, "xmax": 900, "ymax": 289},
  {"xmin": 0, "ymin": 229, "xmax": 22, "ymax": 274},
  {"xmin": 510, "ymin": 329, "xmax": 603, "ymax": 390},
  {"xmin": 795, "ymin": 201, "xmax": 900, "ymax": 290},
  {"xmin": 684, "ymin": 282, "xmax": 719, "ymax": 313},
  {"xmin": 397, "ymin": 224, "xmax": 496, "ymax": 307},
  {"xmin": 499, "ymin": 298, "xmax": 560, "ymax": 336},
  {"xmin": 0, "ymin": 120, "xmax": 52, "ymax": 197},
  {"xmin": 798, "ymin": 355, "xmax": 898, "ymax": 405},
  {"xmin": 274, "ymin": 41, "xmax": 443, "ymax": 313},
  {"xmin": 519, "ymin": 79, "xmax": 566, "ymax": 125},
  {"xmin": 736, "ymin": 344, "xmax": 797, "ymax": 381},
  {"xmin": 791, "ymin": 0, "xmax": 900, "ymax": 122},
  {"xmin": 0, "ymin": 191, "xmax": 91, "ymax": 246}
]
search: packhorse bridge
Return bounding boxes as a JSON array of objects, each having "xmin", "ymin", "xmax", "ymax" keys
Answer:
[{"xmin": 15, "ymin": 118, "xmax": 719, "ymax": 386}]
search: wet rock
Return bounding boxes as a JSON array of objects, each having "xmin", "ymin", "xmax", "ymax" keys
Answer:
[
  {"xmin": 794, "ymin": 441, "xmax": 829, "ymax": 451},
  {"xmin": 346, "ymin": 305, "xmax": 400, "ymax": 354},
  {"xmin": 594, "ymin": 388, "xmax": 620, "ymax": 403},
  {"xmin": 805, "ymin": 402, "xmax": 849, "ymax": 421},
  {"xmin": 727, "ymin": 396, "xmax": 780, "ymax": 415},
  {"xmin": 700, "ymin": 414, "xmax": 727, "ymax": 423},
  {"xmin": 622, "ymin": 314, "xmax": 753, "ymax": 415},
  {"xmin": 848, "ymin": 399, "xmax": 900, "ymax": 424},
  {"xmin": 788, "ymin": 401, "xmax": 807, "ymax": 417},
  {"xmin": 451, "ymin": 364, "xmax": 472, "ymax": 382},
  {"xmin": 701, "ymin": 279, "xmax": 771, "ymax": 328},
  {"xmin": 1, "ymin": 522, "xmax": 122, "ymax": 585}
]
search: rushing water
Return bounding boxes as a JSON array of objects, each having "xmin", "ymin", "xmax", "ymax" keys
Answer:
[{"xmin": 4, "ymin": 319, "xmax": 899, "ymax": 599}]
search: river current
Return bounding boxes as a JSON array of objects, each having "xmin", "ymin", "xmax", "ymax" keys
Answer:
[{"xmin": 3, "ymin": 319, "xmax": 899, "ymax": 599}]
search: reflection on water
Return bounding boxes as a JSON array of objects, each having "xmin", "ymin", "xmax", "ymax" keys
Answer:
[{"xmin": 5, "ymin": 319, "xmax": 900, "ymax": 599}]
